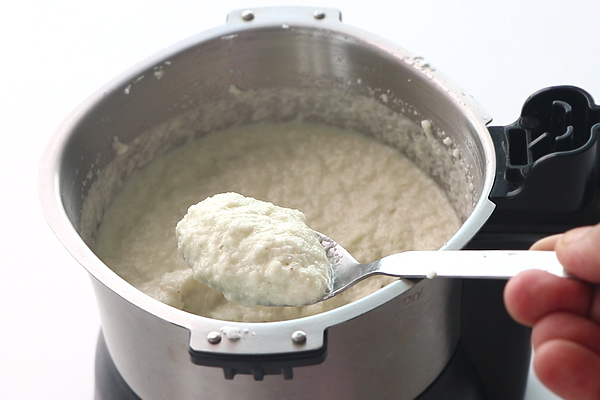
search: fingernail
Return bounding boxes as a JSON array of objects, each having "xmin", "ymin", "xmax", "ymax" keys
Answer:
[{"xmin": 560, "ymin": 226, "xmax": 593, "ymax": 245}]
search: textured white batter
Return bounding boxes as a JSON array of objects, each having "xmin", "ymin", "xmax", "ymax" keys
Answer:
[
  {"xmin": 176, "ymin": 192, "xmax": 332, "ymax": 307},
  {"xmin": 93, "ymin": 122, "xmax": 460, "ymax": 322}
]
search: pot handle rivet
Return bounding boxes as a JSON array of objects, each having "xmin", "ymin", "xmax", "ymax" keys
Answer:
[
  {"xmin": 313, "ymin": 10, "xmax": 326, "ymax": 20},
  {"xmin": 291, "ymin": 330, "xmax": 307, "ymax": 344},
  {"xmin": 241, "ymin": 10, "xmax": 255, "ymax": 21},
  {"xmin": 207, "ymin": 331, "xmax": 222, "ymax": 344}
]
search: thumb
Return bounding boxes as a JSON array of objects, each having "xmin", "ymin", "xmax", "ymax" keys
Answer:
[{"xmin": 555, "ymin": 223, "xmax": 600, "ymax": 283}]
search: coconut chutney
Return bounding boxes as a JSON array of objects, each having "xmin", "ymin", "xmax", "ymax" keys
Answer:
[{"xmin": 93, "ymin": 122, "xmax": 460, "ymax": 322}]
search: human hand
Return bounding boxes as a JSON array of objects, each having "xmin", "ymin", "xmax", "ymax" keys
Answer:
[{"xmin": 504, "ymin": 223, "xmax": 600, "ymax": 400}]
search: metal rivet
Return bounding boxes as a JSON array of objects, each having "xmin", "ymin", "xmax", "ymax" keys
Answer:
[
  {"xmin": 207, "ymin": 331, "xmax": 222, "ymax": 344},
  {"xmin": 241, "ymin": 10, "xmax": 255, "ymax": 21},
  {"xmin": 313, "ymin": 10, "xmax": 326, "ymax": 20},
  {"xmin": 291, "ymin": 330, "xmax": 307, "ymax": 344}
]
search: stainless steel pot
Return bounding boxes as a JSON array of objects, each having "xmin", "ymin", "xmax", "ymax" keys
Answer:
[{"xmin": 39, "ymin": 7, "xmax": 498, "ymax": 400}]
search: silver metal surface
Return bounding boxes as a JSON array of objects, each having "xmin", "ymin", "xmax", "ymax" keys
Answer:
[
  {"xmin": 38, "ymin": 6, "xmax": 499, "ymax": 400},
  {"xmin": 313, "ymin": 9, "xmax": 326, "ymax": 20},
  {"xmin": 316, "ymin": 232, "xmax": 569, "ymax": 304},
  {"xmin": 240, "ymin": 9, "xmax": 254, "ymax": 21},
  {"xmin": 378, "ymin": 250, "xmax": 569, "ymax": 279},
  {"xmin": 207, "ymin": 331, "xmax": 222, "ymax": 344},
  {"xmin": 291, "ymin": 330, "xmax": 307, "ymax": 344}
]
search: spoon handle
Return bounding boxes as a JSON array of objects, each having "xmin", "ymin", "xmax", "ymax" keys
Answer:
[{"xmin": 377, "ymin": 250, "xmax": 570, "ymax": 280}]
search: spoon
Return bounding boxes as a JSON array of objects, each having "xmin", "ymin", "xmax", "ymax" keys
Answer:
[{"xmin": 312, "ymin": 232, "xmax": 571, "ymax": 305}]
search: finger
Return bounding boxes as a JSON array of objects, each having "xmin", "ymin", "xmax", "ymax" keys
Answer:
[
  {"xmin": 534, "ymin": 339, "xmax": 600, "ymax": 400},
  {"xmin": 556, "ymin": 224, "xmax": 600, "ymax": 283},
  {"xmin": 530, "ymin": 233, "xmax": 562, "ymax": 251},
  {"xmin": 504, "ymin": 270, "xmax": 592, "ymax": 326},
  {"xmin": 532, "ymin": 312, "xmax": 600, "ymax": 356}
]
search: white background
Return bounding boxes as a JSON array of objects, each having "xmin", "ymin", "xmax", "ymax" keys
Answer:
[{"xmin": 4, "ymin": 0, "xmax": 599, "ymax": 398}]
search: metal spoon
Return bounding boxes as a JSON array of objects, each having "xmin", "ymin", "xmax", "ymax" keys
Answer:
[{"xmin": 313, "ymin": 232, "xmax": 570, "ymax": 304}]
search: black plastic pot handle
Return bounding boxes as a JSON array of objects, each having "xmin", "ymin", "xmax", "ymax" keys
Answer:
[{"xmin": 485, "ymin": 86, "xmax": 600, "ymax": 232}]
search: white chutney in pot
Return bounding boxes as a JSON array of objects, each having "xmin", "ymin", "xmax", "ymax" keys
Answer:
[{"xmin": 91, "ymin": 121, "xmax": 460, "ymax": 322}]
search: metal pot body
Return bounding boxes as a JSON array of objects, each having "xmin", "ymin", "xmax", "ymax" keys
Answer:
[{"xmin": 39, "ymin": 7, "xmax": 496, "ymax": 400}]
